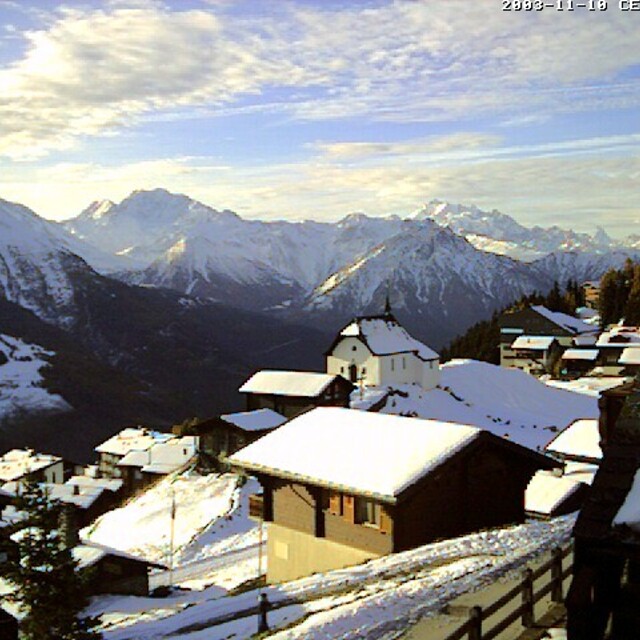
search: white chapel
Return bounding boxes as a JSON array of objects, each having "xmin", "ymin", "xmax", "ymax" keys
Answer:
[{"xmin": 325, "ymin": 302, "xmax": 441, "ymax": 390}]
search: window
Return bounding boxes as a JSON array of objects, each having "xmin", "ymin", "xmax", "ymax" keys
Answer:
[
  {"xmin": 340, "ymin": 366, "xmax": 344, "ymax": 374},
  {"xmin": 355, "ymin": 497, "xmax": 381, "ymax": 527},
  {"xmin": 361, "ymin": 367, "xmax": 366, "ymax": 376},
  {"xmin": 352, "ymin": 345, "xmax": 357, "ymax": 352},
  {"xmin": 402, "ymin": 356, "xmax": 406, "ymax": 370},
  {"xmin": 329, "ymin": 491, "xmax": 343, "ymax": 516},
  {"xmin": 391, "ymin": 358, "xmax": 395, "ymax": 372}
]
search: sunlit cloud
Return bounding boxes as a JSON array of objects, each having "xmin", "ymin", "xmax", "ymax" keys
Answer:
[{"xmin": 1, "ymin": 1, "xmax": 639, "ymax": 159}]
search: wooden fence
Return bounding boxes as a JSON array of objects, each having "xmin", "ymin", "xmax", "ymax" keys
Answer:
[{"xmin": 442, "ymin": 544, "xmax": 573, "ymax": 640}]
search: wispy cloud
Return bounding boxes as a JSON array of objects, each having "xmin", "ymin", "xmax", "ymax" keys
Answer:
[{"xmin": 2, "ymin": 132, "xmax": 638, "ymax": 237}]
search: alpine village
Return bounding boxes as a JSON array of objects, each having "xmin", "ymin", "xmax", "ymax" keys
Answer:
[{"xmin": 2, "ymin": 2, "xmax": 640, "ymax": 640}]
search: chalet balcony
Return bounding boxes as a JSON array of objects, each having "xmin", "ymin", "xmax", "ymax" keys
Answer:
[{"xmin": 248, "ymin": 493, "xmax": 264, "ymax": 520}]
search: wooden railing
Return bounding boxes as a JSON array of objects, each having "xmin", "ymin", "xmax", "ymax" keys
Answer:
[{"xmin": 442, "ymin": 544, "xmax": 573, "ymax": 640}]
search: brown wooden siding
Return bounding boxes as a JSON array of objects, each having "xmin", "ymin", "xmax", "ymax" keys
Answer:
[{"xmin": 272, "ymin": 481, "xmax": 316, "ymax": 535}]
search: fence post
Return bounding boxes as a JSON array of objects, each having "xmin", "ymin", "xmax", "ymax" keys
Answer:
[
  {"xmin": 551, "ymin": 547, "xmax": 564, "ymax": 603},
  {"xmin": 468, "ymin": 605, "xmax": 482, "ymax": 640},
  {"xmin": 521, "ymin": 568, "xmax": 534, "ymax": 628}
]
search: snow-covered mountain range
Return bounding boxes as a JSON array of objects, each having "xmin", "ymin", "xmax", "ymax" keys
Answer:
[
  {"xmin": 60, "ymin": 188, "xmax": 638, "ymax": 345},
  {"xmin": 0, "ymin": 187, "xmax": 636, "ymax": 453}
]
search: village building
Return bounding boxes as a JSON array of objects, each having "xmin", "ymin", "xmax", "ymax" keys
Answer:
[
  {"xmin": 215, "ymin": 409, "xmax": 288, "ymax": 459},
  {"xmin": 595, "ymin": 327, "xmax": 640, "ymax": 375},
  {"xmin": 559, "ymin": 349, "xmax": 599, "ymax": 379},
  {"xmin": 567, "ymin": 382, "xmax": 640, "ymax": 639},
  {"xmin": 229, "ymin": 407, "xmax": 557, "ymax": 582},
  {"xmin": 325, "ymin": 307, "xmax": 440, "ymax": 390},
  {"xmin": 545, "ymin": 419, "xmax": 603, "ymax": 466},
  {"xmin": 73, "ymin": 541, "xmax": 165, "ymax": 596},
  {"xmin": 508, "ymin": 335, "xmax": 562, "ymax": 376},
  {"xmin": 525, "ymin": 470, "xmax": 590, "ymax": 519},
  {"xmin": 41, "ymin": 477, "xmax": 124, "ymax": 528},
  {"xmin": 0, "ymin": 449, "xmax": 66, "ymax": 489},
  {"xmin": 618, "ymin": 346, "xmax": 640, "ymax": 376},
  {"xmin": 239, "ymin": 370, "xmax": 354, "ymax": 419},
  {"xmin": 498, "ymin": 305, "xmax": 597, "ymax": 370},
  {"xmin": 116, "ymin": 435, "xmax": 198, "ymax": 493},
  {"xmin": 95, "ymin": 427, "xmax": 173, "ymax": 479}
]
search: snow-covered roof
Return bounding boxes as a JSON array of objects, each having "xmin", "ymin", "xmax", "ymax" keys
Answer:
[
  {"xmin": 95, "ymin": 427, "xmax": 173, "ymax": 456},
  {"xmin": 0, "ymin": 449, "xmax": 62, "ymax": 482},
  {"xmin": 573, "ymin": 334, "xmax": 598, "ymax": 346},
  {"xmin": 511, "ymin": 335, "xmax": 556, "ymax": 350},
  {"xmin": 230, "ymin": 407, "xmax": 482, "ymax": 501},
  {"xmin": 220, "ymin": 409, "xmax": 287, "ymax": 432},
  {"xmin": 613, "ymin": 468, "xmax": 640, "ymax": 534},
  {"xmin": 67, "ymin": 476, "xmax": 123, "ymax": 493},
  {"xmin": 339, "ymin": 316, "xmax": 439, "ymax": 360},
  {"xmin": 525, "ymin": 470, "xmax": 585, "ymax": 516},
  {"xmin": 239, "ymin": 370, "xmax": 341, "ymax": 397},
  {"xmin": 596, "ymin": 326, "xmax": 640, "ymax": 347},
  {"xmin": 118, "ymin": 436, "xmax": 198, "ymax": 474},
  {"xmin": 141, "ymin": 436, "xmax": 198, "ymax": 475},
  {"xmin": 545, "ymin": 419, "xmax": 602, "ymax": 462},
  {"xmin": 531, "ymin": 305, "xmax": 596, "ymax": 335},
  {"xmin": 619, "ymin": 347, "xmax": 640, "ymax": 365},
  {"xmin": 561, "ymin": 349, "xmax": 599, "ymax": 361},
  {"xmin": 73, "ymin": 540, "xmax": 163, "ymax": 570}
]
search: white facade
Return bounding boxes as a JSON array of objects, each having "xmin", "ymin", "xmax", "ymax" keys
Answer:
[{"xmin": 326, "ymin": 316, "xmax": 440, "ymax": 390}]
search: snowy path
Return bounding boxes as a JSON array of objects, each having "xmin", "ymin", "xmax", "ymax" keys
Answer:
[
  {"xmin": 150, "ymin": 541, "xmax": 264, "ymax": 589},
  {"xmin": 97, "ymin": 516, "xmax": 575, "ymax": 640}
]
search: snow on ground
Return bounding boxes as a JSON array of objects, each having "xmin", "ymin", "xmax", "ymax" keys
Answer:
[
  {"xmin": 544, "ymin": 375, "xmax": 627, "ymax": 397},
  {"xmin": 91, "ymin": 515, "xmax": 574, "ymax": 640},
  {"xmin": 379, "ymin": 360, "xmax": 597, "ymax": 450},
  {"xmin": 82, "ymin": 472, "xmax": 255, "ymax": 566},
  {"xmin": 0, "ymin": 334, "xmax": 70, "ymax": 420}
]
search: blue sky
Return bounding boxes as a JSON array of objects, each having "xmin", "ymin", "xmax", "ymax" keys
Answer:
[{"xmin": 0, "ymin": 0, "xmax": 638, "ymax": 236}]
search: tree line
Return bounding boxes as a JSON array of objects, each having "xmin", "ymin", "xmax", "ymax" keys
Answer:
[{"xmin": 599, "ymin": 259, "xmax": 640, "ymax": 327}]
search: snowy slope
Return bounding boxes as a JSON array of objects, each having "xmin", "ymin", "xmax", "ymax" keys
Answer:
[
  {"xmin": 82, "ymin": 472, "xmax": 258, "ymax": 568},
  {"xmin": 377, "ymin": 360, "xmax": 598, "ymax": 450},
  {"xmin": 0, "ymin": 334, "xmax": 70, "ymax": 421}
]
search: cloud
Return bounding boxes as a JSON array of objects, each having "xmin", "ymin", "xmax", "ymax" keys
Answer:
[
  {"xmin": 2, "ymin": 132, "xmax": 638, "ymax": 238},
  {"xmin": 1, "ymin": 2, "xmax": 640, "ymax": 159}
]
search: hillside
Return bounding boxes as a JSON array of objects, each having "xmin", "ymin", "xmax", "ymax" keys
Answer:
[{"xmin": 370, "ymin": 360, "xmax": 598, "ymax": 450}]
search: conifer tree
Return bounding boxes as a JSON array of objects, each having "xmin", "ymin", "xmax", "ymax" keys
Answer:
[
  {"xmin": 624, "ymin": 265, "xmax": 640, "ymax": 326},
  {"xmin": 1, "ymin": 483, "xmax": 101, "ymax": 640}
]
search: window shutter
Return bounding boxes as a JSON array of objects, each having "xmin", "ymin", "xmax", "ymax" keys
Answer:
[
  {"xmin": 343, "ymin": 494, "xmax": 355, "ymax": 523},
  {"xmin": 329, "ymin": 492, "xmax": 342, "ymax": 515},
  {"xmin": 380, "ymin": 506, "xmax": 393, "ymax": 534}
]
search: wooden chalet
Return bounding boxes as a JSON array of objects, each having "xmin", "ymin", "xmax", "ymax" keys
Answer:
[
  {"xmin": 229, "ymin": 407, "xmax": 557, "ymax": 582},
  {"xmin": 239, "ymin": 370, "xmax": 354, "ymax": 419},
  {"xmin": 95, "ymin": 427, "xmax": 173, "ymax": 480},
  {"xmin": 560, "ymin": 348, "xmax": 599, "ymax": 379},
  {"xmin": 499, "ymin": 305, "xmax": 596, "ymax": 370},
  {"xmin": 595, "ymin": 327, "xmax": 640, "ymax": 375},
  {"xmin": 508, "ymin": 335, "xmax": 562, "ymax": 376},
  {"xmin": 0, "ymin": 449, "xmax": 67, "ymax": 488},
  {"xmin": 567, "ymin": 380, "xmax": 640, "ymax": 639},
  {"xmin": 74, "ymin": 542, "xmax": 165, "ymax": 596}
]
